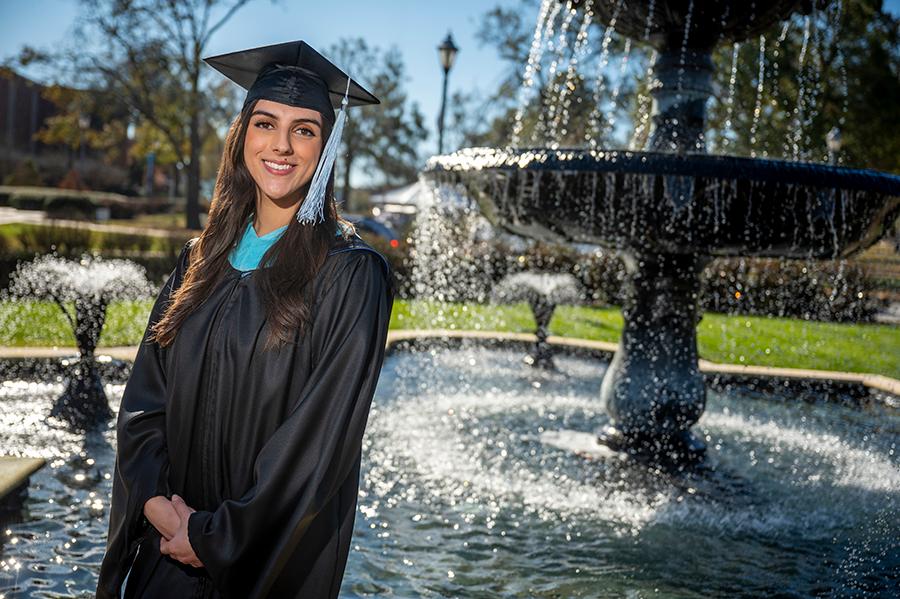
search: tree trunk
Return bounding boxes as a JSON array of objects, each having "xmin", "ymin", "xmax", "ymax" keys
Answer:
[
  {"xmin": 185, "ymin": 93, "xmax": 202, "ymax": 230},
  {"xmin": 341, "ymin": 151, "xmax": 354, "ymax": 212}
]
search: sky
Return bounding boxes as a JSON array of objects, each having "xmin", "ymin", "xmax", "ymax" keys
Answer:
[
  {"xmin": 2, "ymin": 0, "xmax": 900, "ymax": 161},
  {"xmin": 0, "ymin": 0, "xmax": 523, "ymax": 158}
]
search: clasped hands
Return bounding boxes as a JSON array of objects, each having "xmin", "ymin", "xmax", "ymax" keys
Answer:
[{"xmin": 144, "ymin": 494, "xmax": 204, "ymax": 568}]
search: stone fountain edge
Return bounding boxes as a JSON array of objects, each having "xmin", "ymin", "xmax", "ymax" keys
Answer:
[{"xmin": 2, "ymin": 335, "xmax": 897, "ymax": 404}]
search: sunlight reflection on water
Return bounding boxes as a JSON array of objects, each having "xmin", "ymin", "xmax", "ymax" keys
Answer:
[{"xmin": 1, "ymin": 350, "xmax": 899, "ymax": 598}]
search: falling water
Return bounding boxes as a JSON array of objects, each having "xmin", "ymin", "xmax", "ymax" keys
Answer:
[
  {"xmin": 551, "ymin": 0, "xmax": 595, "ymax": 142},
  {"xmin": 719, "ymin": 42, "xmax": 741, "ymax": 151},
  {"xmin": 529, "ymin": 1, "xmax": 565, "ymax": 144},
  {"xmin": 543, "ymin": 2, "xmax": 580, "ymax": 145},
  {"xmin": 511, "ymin": 0, "xmax": 556, "ymax": 147},
  {"xmin": 626, "ymin": 49, "xmax": 656, "ymax": 151},
  {"xmin": 788, "ymin": 15, "xmax": 813, "ymax": 160},
  {"xmin": 586, "ymin": 6, "xmax": 621, "ymax": 148},
  {"xmin": 599, "ymin": 38, "xmax": 632, "ymax": 142},
  {"xmin": 503, "ymin": 1, "xmax": 854, "ymax": 165},
  {"xmin": 749, "ymin": 36, "xmax": 766, "ymax": 158}
]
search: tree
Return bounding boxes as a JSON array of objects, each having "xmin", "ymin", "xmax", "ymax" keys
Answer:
[
  {"xmin": 326, "ymin": 38, "xmax": 427, "ymax": 207},
  {"xmin": 15, "ymin": 0, "xmax": 258, "ymax": 228},
  {"xmin": 704, "ymin": 0, "xmax": 900, "ymax": 174}
]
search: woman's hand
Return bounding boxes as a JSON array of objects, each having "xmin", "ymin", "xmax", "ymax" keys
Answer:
[
  {"xmin": 143, "ymin": 496, "xmax": 179, "ymax": 541},
  {"xmin": 159, "ymin": 495, "xmax": 204, "ymax": 568}
]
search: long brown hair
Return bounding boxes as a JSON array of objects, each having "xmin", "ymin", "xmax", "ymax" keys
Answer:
[{"xmin": 152, "ymin": 99, "xmax": 346, "ymax": 349}]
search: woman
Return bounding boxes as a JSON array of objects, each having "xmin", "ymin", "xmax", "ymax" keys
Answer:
[{"xmin": 97, "ymin": 41, "xmax": 392, "ymax": 599}]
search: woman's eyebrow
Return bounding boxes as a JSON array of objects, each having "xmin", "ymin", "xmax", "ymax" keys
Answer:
[{"xmin": 250, "ymin": 110, "xmax": 321, "ymax": 128}]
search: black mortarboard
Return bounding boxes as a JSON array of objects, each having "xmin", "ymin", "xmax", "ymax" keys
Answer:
[{"xmin": 203, "ymin": 40, "xmax": 379, "ymax": 124}]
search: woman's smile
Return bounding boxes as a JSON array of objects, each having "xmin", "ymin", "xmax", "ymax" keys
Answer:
[
  {"xmin": 244, "ymin": 100, "xmax": 324, "ymax": 210},
  {"xmin": 263, "ymin": 160, "xmax": 296, "ymax": 172}
]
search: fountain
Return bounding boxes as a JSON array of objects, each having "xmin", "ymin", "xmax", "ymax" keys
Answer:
[
  {"xmin": 424, "ymin": 0, "xmax": 900, "ymax": 462},
  {"xmin": 6, "ymin": 255, "xmax": 155, "ymax": 429},
  {"xmin": 492, "ymin": 272, "xmax": 584, "ymax": 368}
]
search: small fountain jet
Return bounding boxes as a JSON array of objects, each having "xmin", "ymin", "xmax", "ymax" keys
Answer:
[{"xmin": 8, "ymin": 255, "xmax": 155, "ymax": 429}]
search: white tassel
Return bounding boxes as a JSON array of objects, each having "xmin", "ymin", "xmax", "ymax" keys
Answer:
[{"xmin": 297, "ymin": 79, "xmax": 351, "ymax": 225}]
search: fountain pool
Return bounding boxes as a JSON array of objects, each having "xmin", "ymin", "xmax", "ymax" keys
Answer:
[{"xmin": 2, "ymin": 347, "xmax": 898, "ymax": 597}]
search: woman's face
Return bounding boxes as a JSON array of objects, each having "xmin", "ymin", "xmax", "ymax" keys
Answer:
[{"xmin": 243, "ymin": 99, "xmax": 324, "ymax": 210}]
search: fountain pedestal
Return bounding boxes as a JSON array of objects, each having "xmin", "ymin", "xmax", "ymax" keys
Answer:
[
  {"xmin": 598, "ymin": 252, "xmax": 709, "ymax": 461},
  {"xmin": 49, "ymin": 299, "xmax": 112, "ymax": 429}
]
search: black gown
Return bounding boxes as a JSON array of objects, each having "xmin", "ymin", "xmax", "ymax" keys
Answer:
[{"xmin": 96, "ymin": 235, "xmax": 392, "ymax": 599}]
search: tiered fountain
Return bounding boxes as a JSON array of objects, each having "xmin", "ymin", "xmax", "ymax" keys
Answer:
[{"xmin": 425, "ymin": 0, "xmax": 900, "ymax": 463}]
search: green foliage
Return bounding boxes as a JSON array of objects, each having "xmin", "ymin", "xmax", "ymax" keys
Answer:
[
  {"xmin": 8, "ymin": 194, "xmax": 46, "ymax": 211},
  {"xmin": 95, "ymin": 231, "xmax": 155, "ymax": 253},
  {"xmin": 3, "ymin": 157, "xmax": 44, "ymax": 187},
  {"xmin": 700, "ymin": 258, "xmax": 891, "ymax": 322},
  {"xmin": 14, "ymin": 224, "xmax": 94, "ymax": 254}
]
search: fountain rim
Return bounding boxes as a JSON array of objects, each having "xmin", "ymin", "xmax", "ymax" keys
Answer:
[
  {"xmin": 424, "ymin": 147, "xmax": 900, "ymax": 196},
  {"xmin": 5, "ymin": 335, "xmax": 900, "ymax": 401}
]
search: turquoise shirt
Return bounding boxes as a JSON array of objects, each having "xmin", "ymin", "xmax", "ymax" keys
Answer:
[{"xmin": 229, "ymin": 219, "xmax": 288, "ymax": 271}]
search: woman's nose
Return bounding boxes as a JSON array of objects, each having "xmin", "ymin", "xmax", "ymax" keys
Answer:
[{"xmin": 272, "ymin": 129, "xmax": 293, "ymax": 154}]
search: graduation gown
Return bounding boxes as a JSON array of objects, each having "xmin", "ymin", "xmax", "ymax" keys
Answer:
[{"xmin": 97, "ymin": 235, "xmax": 392, "ymax": 599}]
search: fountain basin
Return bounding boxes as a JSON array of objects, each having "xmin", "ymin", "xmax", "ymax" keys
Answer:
[
  {"xmin": 425, "ymin": 148, "xmax": 900, "ymax": 260},
  {"xmin": 1, "ymin": 347, "xmax": 899, "ymax": 597}
]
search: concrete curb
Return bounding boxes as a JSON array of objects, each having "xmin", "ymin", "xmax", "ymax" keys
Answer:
[{"xmin": 0, "ymin": 457, "xmax": 46, "ymax": 506}]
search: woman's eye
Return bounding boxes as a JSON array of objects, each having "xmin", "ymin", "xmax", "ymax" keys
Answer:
[
  {"xmin": 295, "ymin": 127, "xmax": 315, "ymax": 137},
  {"xmin": 253, "ymin": 120, "xmax": 273, "ymax": 129}
]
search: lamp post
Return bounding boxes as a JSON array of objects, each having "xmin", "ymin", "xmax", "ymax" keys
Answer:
[
  {"xmin": 437, "ymin": 33, "xmax": 458, "ymax": 156},
  {"xmin": 77, "ymin": 114, "xmax": 90, "ymax": 191},
  {"xmin": 826, "ymin": 127, "xmax": 842, "ymax": 165}
]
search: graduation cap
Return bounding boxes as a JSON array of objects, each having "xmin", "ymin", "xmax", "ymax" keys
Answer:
[{"xmin": 204, "ymin": 41, "xmax": 379, "ymax": 225}]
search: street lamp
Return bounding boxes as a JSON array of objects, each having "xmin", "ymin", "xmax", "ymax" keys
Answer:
[
  {"xmin": 437, "ymin": 33, "xmax": 458, "ymax": 155},
  {"xmin": 826, "ymin": 126, "xmax": 842, "ymax": 165},
  {"xmin": 77, "ymin": 113, "xmax": 90, "ymax": 191}
]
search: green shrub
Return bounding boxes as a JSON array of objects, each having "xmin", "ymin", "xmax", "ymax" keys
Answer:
[
  {"xmin": 45, "ymin": 195, "xmax": 98, "ymax": 219},
  {"xmin": 3, "ymin": 157, "xmax": 43, "ymax": 187},
  {"xmin": 16, "ymin": 224, "xmax": 93, "ymax": 254},
  {"xmin": 9, "ymin": 193, "xmax": 47, "ymax": 211},
  {"xmin": 699, "ymin": 258, "xmax": 887, "ymax": 323},
  {"xmin": 96, "ymin": 231, "xmax": 155, "ymax": 253}
]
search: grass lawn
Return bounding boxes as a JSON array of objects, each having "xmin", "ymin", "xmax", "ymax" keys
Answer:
[
  {"xmin": 2, "ymin": 298, "xmax": 898, "ymax": 379},
  {"xmin": 0, "ymin": 300, "xmax": 153, "ymax": 348},
  {"xmin": 392, "ymin": 300, "xmax": 900, "ymax": 378}
]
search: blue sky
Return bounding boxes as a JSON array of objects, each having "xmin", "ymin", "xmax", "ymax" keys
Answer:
[
  {"xmin": 0, "ymin": 0, "xmax": 522, "ymax": 157},
  {"xmin": 3, "ymin": 0, "xmax": 899, "ymax": 160}
]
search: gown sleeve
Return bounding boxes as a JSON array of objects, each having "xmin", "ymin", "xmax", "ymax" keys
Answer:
[
  {"xmin": 96, "ymin": 243, "xmax": 193, "ymax": 599},
  {"xmin": 186, "ymin": 249, "xmax": 391, "ymax": 599}
]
